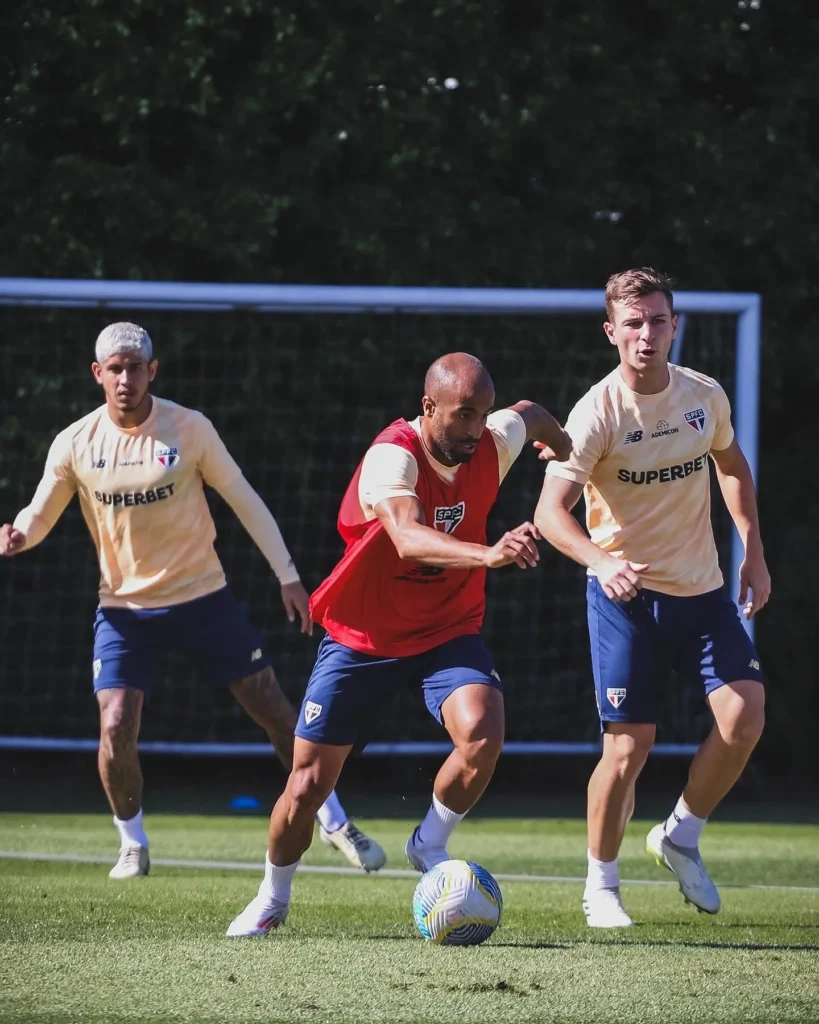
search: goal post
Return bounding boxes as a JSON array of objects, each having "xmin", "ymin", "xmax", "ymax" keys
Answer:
[{"xmin": 0, "ymin": 278, "xmax": 761, "ymax": 757}]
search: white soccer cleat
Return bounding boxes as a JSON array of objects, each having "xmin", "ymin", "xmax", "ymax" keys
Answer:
[
  {"xmin": 646, "ymin": 823, "xmax": 721, "ymax": 915},
  {"xmin": 108, "ymin": 844, "xmax": 150, "ymax": 879},
  {"xmin": 405, "ymin": 826, "xmax": 449, "ymax": 873},
  {"xmin": 582, "ymin": 887, "xmax": 634, "ymax": 928},
  {"xmin": 319, "ymin": 821, "xmax": 386, "ymax": 872},
  {"xmin": 226, "ymin": 895, "xmax": 289, "ymax": 938}
]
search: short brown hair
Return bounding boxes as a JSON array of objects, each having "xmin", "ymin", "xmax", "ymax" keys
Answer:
[{"xmin": 605, "ymin": 267, "xmax": 674, "ymax": 321}]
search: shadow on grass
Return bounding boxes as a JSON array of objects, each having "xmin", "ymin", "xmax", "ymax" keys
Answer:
[
  {"xmin": 3, "ymin": 750, "xmax": 819, "ymax": 826},
  {"xmin": 498, "ymin": 937, "xmax": 819, "ymax": 952}
]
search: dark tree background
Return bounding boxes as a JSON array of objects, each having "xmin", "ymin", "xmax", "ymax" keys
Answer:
[{"xmin": 1, "ymin": 0, "xmax": 817, "ymax": 770}]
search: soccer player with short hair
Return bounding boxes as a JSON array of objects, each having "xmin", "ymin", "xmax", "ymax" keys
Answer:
[
  {"xmin": 535, "ymin": 268, "xmax": 770, "ymax": 928},
  {"xmin": 0, "ymin": 322, "xmax": 385, "ymax": 878},
  {"xmin": 227, "ymin": 352, "xmax": 572, "ymax": 936}
]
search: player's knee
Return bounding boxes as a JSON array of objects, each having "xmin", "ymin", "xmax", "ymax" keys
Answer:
[
  {"xmin": 603, "ymin": 724, "xmax": 655, "ymax": 777},
  {"xmin": 98, "ymin": 693, "xmax": 140, "ymax": 754},
  {"xmin": 462, "ymin": 732, "xmax": 503, "ymax": 771},
  {"xmin": 715, "ymin": 681, "xmax": 765, "ymax": 748},
  {"xmin": 727, "ymin": 700, "xmax": 765, "ymax": 748},
  {"xmin": 453, "ymin": 714, "xmax": 504, "ymax": 768},
  {"xmin": 286, "ymin": 764, "xmax": 332, "ymax": 820}
]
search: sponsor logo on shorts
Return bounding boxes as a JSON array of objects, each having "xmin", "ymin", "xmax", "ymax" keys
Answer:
[
  {"xmin": 684, "ymin": 408, "xmax": 706, "ymax": 433},
  {"xmin": 490, "ymin": 669, "xmax": 501, "ymax": 683},
  {"xmin": 156, "ymin": 446, "xmax": 179, "ymax": 469},
  {"xmin": 606, "ymin": 687, "xmax": 627, "ymax": 709},
  {"xmin": 749, "ymin": 658, "xmax": 760, "ymax": 671},
  {"xmin": 616, "ymin": 452, "xmax": 709, "ymax": 485},
  {"xmin": 623, "ymin": 430, "xmax": 643, "ymax": 445},
  {"xmin": 93, "ymin": 659, "xmax": 102, "ymax": 680},
  {"xmin": 251, "ymin": 648, "xmax": 262, "ymax": 662},
  {"xmin": 94, "ymin": 482, "xmax": 176, "ymax": 507},
  {"xmin": 433, "ymin": 501, "xmax": 465, "ymax": 534},
  {"xmin": 304, "ymin": 701, "xmax": 322, "ymax": 724}
]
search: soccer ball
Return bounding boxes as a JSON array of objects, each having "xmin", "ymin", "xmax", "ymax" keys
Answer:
[{"xmin": 412, "ymin": 859, "xmax": 503, "ymax": 946}]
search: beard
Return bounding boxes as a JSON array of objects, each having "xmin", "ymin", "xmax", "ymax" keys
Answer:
[{"xmin": 433, "ymin": 433, "xmax": 478, "ymax": 465}]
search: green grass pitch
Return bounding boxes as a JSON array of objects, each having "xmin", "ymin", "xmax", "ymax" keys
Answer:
[{"xmin": 1, "ymin": 813, "xmax": 817, "ymax": 1023}]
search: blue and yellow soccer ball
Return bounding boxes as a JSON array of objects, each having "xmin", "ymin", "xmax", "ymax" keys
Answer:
[{"xmin": 412, "ymin": 859, "xmax": 503, "ymax": 946}]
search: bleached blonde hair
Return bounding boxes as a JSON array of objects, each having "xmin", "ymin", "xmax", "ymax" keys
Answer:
[{"xmin": 94, "ymin": 322, "xmax": 153, "ymax": 363}]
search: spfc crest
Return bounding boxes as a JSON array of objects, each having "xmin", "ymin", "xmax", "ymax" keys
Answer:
[
  {"xmin": 156, "ymin": 446, "xmax": 179, "ymax": 469},
  {"xmin": 684, "ymin": 408, "xmax": 706, "ymax": 434},
  {"xmin": 433, "ymin": 501, "xmax": 466, "ymax": 534},
  {"xmin": 606, "ymin": 687, "xmax": 627, "ymax": 709},
  {"xmin": 304, "ymin": 701, "xmax": 322, "ymax": 724}
]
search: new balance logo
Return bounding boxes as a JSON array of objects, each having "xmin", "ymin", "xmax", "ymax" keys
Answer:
[
  {"xmin": 749, "ymin": 659, "xmax": 760, "ymax": 671},
  {"xmin": 251, "ymin": 648, "xmax": 262, "ymax": 662},
  {"xmin": 93, "ymin": 659, "xmax": 102, "ymax": 680},
  {"xmin": 623, "ymin": 430, "xmax": 643, "ymax": 445},
  {"xmin": 304, "ymin": 701, "xmax": 322, "ymax": 724},
  {"xmin": 94, "ymin": 459, "xmax": 106, "ymax": 469},
  {"xmin": 490, "ymin": 669, "xmax": 501, "ymax": 683}
]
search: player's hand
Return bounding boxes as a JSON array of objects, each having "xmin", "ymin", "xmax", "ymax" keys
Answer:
[
  {"xmin": 596, "ymin": 556, "xmax": 649, "ymax": 602},
  {"xmin": 281, "ymin": 580, "xmax": 313, "ymax": 635},
  {"xmin": 484, "ymin": 522, "xmax": 541, "ymax": 569},
  {"xmin": 0, "ymin": 524, "xmax": 26, "ymax": 557},
  {"xmin": 534, "ymin": 436, "xmax": 572, "ymax": 463},
  {"xmin": 738, "ymin": 548, "xmax": 771, "ymax": 619}
]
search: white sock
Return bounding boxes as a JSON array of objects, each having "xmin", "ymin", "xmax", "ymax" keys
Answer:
[
  {"xmin": 113, "ymin": 809, "xmax": 148, "ymax": 848},
  {"xmin": 418, "ymin": 794, "xmax": 465, "ymax": 849},
  {"xmin": 315, "ymin": 790, "xmax": 348, "ymax": 834},
  {"xmin": 664, "ymin": 796, "xmax": 706, "ymax": 847},
  {"xmin": 259, "ymin": 854, "xmax": 299, "ymax": 904},
  {"xmin": 585, "ymin": 850, "xmax": 620, "ymax": 893}
]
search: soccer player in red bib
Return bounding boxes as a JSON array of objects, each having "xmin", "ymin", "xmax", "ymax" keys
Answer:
[{"xmin": 228, "ymin": 352, "xmax": 571, "ymax": 936}]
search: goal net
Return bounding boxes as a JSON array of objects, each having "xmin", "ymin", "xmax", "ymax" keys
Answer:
[{"xmin": 0, "ymin": 281, "xmax": 760, "ymax": 755}]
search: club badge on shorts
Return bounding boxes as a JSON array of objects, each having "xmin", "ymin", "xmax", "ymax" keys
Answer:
[
  {"xmin": 606, "ymin": 687, "xmax": 627, "ymax": 709},
  {"xmin": 304, "ymin": 700, "xmax": 322, "ymax": 724}
]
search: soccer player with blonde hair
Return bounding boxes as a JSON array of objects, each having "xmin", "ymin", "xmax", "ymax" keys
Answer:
[
  {"xmin": 0, "ymin": 323, "xmax": 384, "ymax": 878},
  {"xmin": 535, "ymin": 269, "xmax": 770, "ymax": 928}
]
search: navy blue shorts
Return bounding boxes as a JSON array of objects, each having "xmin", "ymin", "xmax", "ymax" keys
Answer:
[
  {"xmin": 92, "ymin": 586, "xmax": 271, "ymax": 693},
  {"xmin": 294, "ymin": 634, "xmax": 502, "ymax": 747},
  {"xmin": 587, "ymin": 577, "xmax": 764, "ymax": 724}
]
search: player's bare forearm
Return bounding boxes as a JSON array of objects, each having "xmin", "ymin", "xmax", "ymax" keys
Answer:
[
  {"xmin": 376, "ymin": 495, "xmax": 539, "ymax": 570},
  {"xmin": 711, "ymin": 442, "xmax": 763, "ymax": 552},
  {"xmin": 375, "ymin": 494, "xmax": 489, "ymax": 567},
  {"xmin": 508, "ymin": 400, "xmax": 572, "ymax": 461},
  {"xmin": 536, "ymin": 503, "xmax": 608, "ymax": 571},
  {"xmin": 0, "ymin": 514, "xmax": 50, "ymax": 556},
  {"xmin": 712, "ymin": 441, "xmax": 770, "ymax": 615},
  {"xmin": 534, "ymin": 477, "xmax": 607, "ymax": 570},
  {"xmin": 390, "ymin": 520, "xmax": 490, "ymax": 568},
  {"xmin": 535, "ymin": 478, "xmax": 649, "ymax": 600}
]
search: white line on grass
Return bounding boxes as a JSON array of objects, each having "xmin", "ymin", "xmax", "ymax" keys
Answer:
[{"xmin": 1, "ymin": 849, "xmax": 818, "ymax": 893}]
